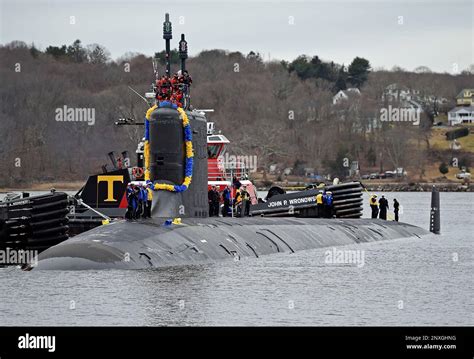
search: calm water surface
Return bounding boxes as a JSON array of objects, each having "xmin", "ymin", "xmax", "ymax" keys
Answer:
[{"xmin": 0, "ymin": 191, "xmax": 472, "ymax": 326}]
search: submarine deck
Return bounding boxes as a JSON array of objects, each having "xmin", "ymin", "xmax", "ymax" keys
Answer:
[{"xmin": 34, "ymin": 216, "xmax": 429, "ymax": 270}]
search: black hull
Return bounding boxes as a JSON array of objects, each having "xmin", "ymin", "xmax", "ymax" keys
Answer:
[{"xmin": 35, "ymin": 217, "xmax": 429, "ymax": 270}]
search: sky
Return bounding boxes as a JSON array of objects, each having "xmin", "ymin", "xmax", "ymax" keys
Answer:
[{"xmin": 1, "ymin": 0, "xmax": 473, "ymax": 73}]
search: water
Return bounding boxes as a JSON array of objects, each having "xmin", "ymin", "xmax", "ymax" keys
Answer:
[{"xmin": 0, "ymin": 192, "xmax": 472, "ymax": 326}]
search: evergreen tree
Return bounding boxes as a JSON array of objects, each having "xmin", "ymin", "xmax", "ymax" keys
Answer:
[
  {"xmin": 347, "ymin": 57, "xmax": 370, "ymax": 88},
  {"xmin": 30, "ymin": 43, "xmax": 40, "ymax": 58},
  {"xmin": 45, "ymin": 45, "xmax": 67, "ymax": 59},
  {"xmin": 334, "ymin": 65, "xmax": 347, "ymax": 92},
  {"xmin": 66, "ymin": 39, "xmax": 87, "ymax": 63}
]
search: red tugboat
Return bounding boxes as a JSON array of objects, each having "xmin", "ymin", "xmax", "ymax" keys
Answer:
[{"xmin": 206, "ymin": 121, "xmax": 258, "ymax": 204}]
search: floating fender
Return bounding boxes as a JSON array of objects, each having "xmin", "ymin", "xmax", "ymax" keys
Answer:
[
  {"xmin": 30, "ymin": 217, "xmax": 69, "ymax": 229},
  {"xmin": 333, "ymin": 201, "xmax": 363, "ymax": 210},
  {"xmin": 30, "ymin": 208, "xmax": 70, "ymax": 220},
  {"xmin": 0, "ymin": 192, "xmax": 70, "ymax": 258},
  {"xmin": 332, "ymin": 187, "xmax": 362, "ymax": 197},
  {"xmin": 327, "ymin": 181, "xmax": 361, "ymax": 190},
  {"xmin": 29, "ymin": 193, "xmax": 68, "ymax": 205},
  {"xmin": 31, "ymin": 199, "xmax": 69, "ymax": 212},
  {"xmin": 332, "ymin": 197, "xmax": 363, "ymax": 205}
]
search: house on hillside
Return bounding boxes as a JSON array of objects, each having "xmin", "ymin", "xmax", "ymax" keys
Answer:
[
  {"xmin": 383, "ymin": 83, "xmax": 447, "ymax": 106},
  {"xmin": 332, "ymin": 88, "xmax": 360, "ymax": 105},
  {"xmin": 383, "ymin": 83, "xmax": 413, "ymax": 102},
  {"xmin": 448, "ymin": 106, "xmax": 474, "ymax": 126},
  {"xmin": 456, "ymin": 89, "xmax": 474, "ymax": 106}
]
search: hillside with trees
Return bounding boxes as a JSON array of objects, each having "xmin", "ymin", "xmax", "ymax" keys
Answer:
[{"xmin": 0, "ymin": 40, "xmax": 473, "ymax": 187}]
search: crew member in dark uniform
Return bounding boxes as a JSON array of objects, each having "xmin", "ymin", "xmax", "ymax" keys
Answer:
[
  {"xmin": 323, "ymin": 191, "xmax": 333, "ymax": 218},
  {"xmin": 212, "ymin": 187, "xmax": 220, "ymax": 217},
  {"xmin": 369, "ymin": 195, "xmax": 378, "ymax": 219},
  {"xmin": 393, "ymin": 198, "xmax": 400, "ymax": 222},
  {"xmin": 222, "ymin": 186, "xmax": 231, "ymax": 217},
  {"xmin": 378, "ymin": 195, "xmax": 389, "ymax": 220},
  {"xmin": 208, "ymin": 187, "xmax": 215, "ymax": 216},
  {"xmin": 126, "ymin": 185, "xmax": 138, "ymax": 220},
  {"xmin": 134, "ymin": 185, "xmax": 142, "ymax": 219}
]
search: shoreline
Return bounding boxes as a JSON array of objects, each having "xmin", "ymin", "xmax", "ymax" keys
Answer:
[
  {"xmin": 1, "ymin": 181, "xmax": 471, "ymax": 193},
  {"xmin": 0, "ymin": 181, "xmax": 84, "ymax": 193},
  {"xmin": 258, "ymin": 182, "xmax": 471, "ymax": 192}
]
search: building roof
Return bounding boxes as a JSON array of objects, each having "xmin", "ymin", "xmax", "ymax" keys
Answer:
[
  {"xmin": 448, "ymin": 105, "xmax": 474, "ymax": 113},
  {"xmin": 455, "ymin": 89, "xmax": 474, "ymax": 99}
]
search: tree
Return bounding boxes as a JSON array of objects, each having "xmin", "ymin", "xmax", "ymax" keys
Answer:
[
  {"xmin": 367, "ymin": 146, "xmax": 376, "ymax": 167},
  {"xmin": 5, "ymin": 40, "xmax": 27, "ymax": 49},
  {"xmin": 87, "ymin": 44, "xmax": 111, "ymax": 64},
  {"xmin": 30, "ymin": 43, "xmax": 41, "ymax": 58},
  {"xmin": 45, "ymin": 45, "xmax": 67, "ymax": 59},
  {"xmin": 66, "ymin": 39, "xmax": 87, "ymax": 63},
  {"xmin": 288, "ymin": 55, "xmax": 312, "ymax": 79},
  {"xmin": 247, "ymin": 51, "xmax": 262, "ymax": 63},
  {"xmin": 439, "ymin": 162, "xmax": 449, "ymax": 175},
  {"xmin": 333, "ymin": 66, "xmax": 347, "ymax": 92},
  {"xmin": 347, "ymin": 57, "xmax": 371, "ymax": 88},
  {"xmin": 154, "ymin": 49, "xmax": 179, "ymax": 66}
]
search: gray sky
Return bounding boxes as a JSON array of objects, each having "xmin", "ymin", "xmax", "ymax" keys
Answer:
[{"xmin": 1, "ymin": 0, "xmax": 472, "ymax": 72}]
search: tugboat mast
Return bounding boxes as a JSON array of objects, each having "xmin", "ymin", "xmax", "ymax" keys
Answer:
[
  {"xmin": 163, "ymin": 13, "xmax": 172, "ymax": 77},
  {"xmin": 179, "ymin": 34, "xmax": 188, "ymax": 72}
]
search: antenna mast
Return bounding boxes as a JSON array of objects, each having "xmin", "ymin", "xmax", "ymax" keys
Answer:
[
  {"xmin": 163, "ymin": 13, "xmax": 172, "ymax": 77},
  {"xmin": 179, "ymin": 34, "xmax": 188, "ymax": 72}
]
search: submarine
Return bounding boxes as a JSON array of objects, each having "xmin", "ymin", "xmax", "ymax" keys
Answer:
[{"xmin": 33, "ymin": 14, "xmax": 430, "ymax": 270}]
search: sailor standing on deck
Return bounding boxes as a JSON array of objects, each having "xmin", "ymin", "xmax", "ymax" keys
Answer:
[
  {"xmin": 316, "ymin": 190, "xmax": 324, "ymax": 218},
  {"xmin": 323, "ymin": 191, "xmax": 333, "ymax": 218},
  {"xmin": 222, "ymin": 186, "xmax": 231, "ymax": 217},
  {"xmin": 393, "ymin": 198, "xmax": 400, "ymax": 222},
  {"xmin": 132, "ymin": 185, "xmax": 140, "ymax": 219},
  {"xmin": 125, "ymin": 184, "xmax": 134, "ymax": 220},
  {"xmin": 134, "ymin": 185, "xmax": 143, "ymax": 219},
  {"xmin": 145, "ymin": 185, "xmax": 153, "ymax": 218},
  {"xmin": 212, "ymin": 187, "xmax": 220, "ymax": 217},
  {"xmin": 369, "ymin": 195, "xmax": 379, "ymax": 219},
  {"xmin": 208, "ymin": 187, "xmax": 214, "ymax": 216},
  {"xmin": 208, "ymin": 186, "xmax": 219, "ymax": 217},
  {"xmin": 378, "ymin": 195, "xmax": 389, "ymax": 220}
]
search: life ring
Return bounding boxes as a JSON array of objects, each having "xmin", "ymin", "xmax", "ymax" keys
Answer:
[{"xmin": 132, "ymin": 167, "xmax": 144, "ymax": 178}]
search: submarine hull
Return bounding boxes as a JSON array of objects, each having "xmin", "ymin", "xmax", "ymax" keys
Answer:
[{"xmin": 35, "ymin": 217, "xmax": 429, "ymax": 270}]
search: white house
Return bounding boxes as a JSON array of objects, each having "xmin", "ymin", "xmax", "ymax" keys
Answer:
[
  {"xmin": 332, "ymin": 88, "xmax": 360, "ymax": 105},
  {"xmin": 383, "ymin": 83, "xmax": 412, "ymax": 102},
  {"xmin": 383, "ymin": 83, "xmax": 447, "ymax": 105},
  {"xmin": 448, "ymin": 106, "xmax": 474, "ymax": 126}
]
